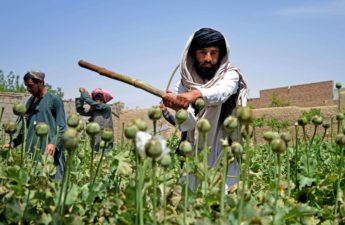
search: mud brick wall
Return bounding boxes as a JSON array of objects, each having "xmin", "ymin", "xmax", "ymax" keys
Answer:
[
  {"xmin": 249, "ymin": 81, "xmax": 334, "ymax": 108},
  {"xmin": 1, "ymin": 89, "xmax": 344, "ymax": 143},
  {"xmin": 0, "ymin": 92, "xmax": 29, "ymax": 125}
]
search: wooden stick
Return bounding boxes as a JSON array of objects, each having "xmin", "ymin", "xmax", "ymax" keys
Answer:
[{"xmin": 78, "ymin": 60, "xmax": 165, "ymax": 98}]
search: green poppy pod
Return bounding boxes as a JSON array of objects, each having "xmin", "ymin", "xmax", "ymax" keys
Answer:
[
  {"xmin": 336, "ymin": 82, "xmax": 342, "ymax": 89},
  {"xmin": 223, "ymin": 116, "xmax": 238, "ymax": 134},
  {"xmin": 160, "ymin": 154, "xmax": 172, "ymax": 167},
  {"xmin": 335, "ymin": 134, "xmax": 345, "ymax": 147},
  {"xmin": 148, "ymin": 106, "xmax": 162, "ymax": 121},
  {"xmin": 270, "ymin": 138, "xmax": 286, "ymax": 154},
  {"xmin": 179, "ymin": 140, "xmax": 193, "ymax": 154},
  {"xmin": 322, "ymin": 123, "xmax": 330, "ymax": 129},
  {"xmin": 76, "ymin": 119, "xmax": 85, "ymax": 132},
  {"xmin": 86, "ymin": 122, "xmax": 101, "ymax": 136},
  {"xmin": 124, "ymin": 123, "xmax": 139, "ymax": 140},
  {"xmin": 100, "ymin": 140, "xmax": 106, "ymax": 149},
  {"xmin": 133, "ymin": 118, "xmax": 148, "ymax": 131},
  {"xmin": 176, "ymin": 109, "xmax": 188, "ymax": 125},
  {"xmin": 4, "ymin": 121, "xmax": 17, "ymax": 134},
  {"xmin": 195, "ymin": 98, "xmax": 205, "ymax": 111},
  {"xmin": 237, "ymin": 106, "xmax": 253, "ymax": 124},
  {"xmin": 12, "ymin": 102, "xmax": 26, "ymax": 116},
  {"xmin": 197, "ymin": 118, "xmax": 210, "ymax": 133},
  {"xmin": 63, "ymin": 128, "xmax": 79, "ymax": 151},
  {"xmin": 263, "ymin": 131, "xmax": 274, "ymax": 142},
  {"xmin": 297, "ymin": 117, "xmax": 308, "ymax": 126},
  {"xmin": 272, "ymin": 132, "xmax": 281, "ymax": 140},
  {"xmin": 145, "ymin": 139, "xmax": 163, "ymax": 160},
  {"xmin": 67, "ymin": 113, "xmax": 80, "ymax": 128},
  {"xmin": 231, "ymin": 141, "xmax": 243, "ymax": 157},
  {"xmin": 35, "ymin": 122, "xmax": 49, "ymax": 137},
  {"xmin": 101, "ymin": 128, "xmax": 113, "ymax": 142},
  {"xmin": 78, "ymin": 151, "xmax": 85, "ymax": 159},
  {"xmin": 336, "ymin": 113, "xmax": 345, "ymax": 121},
  {"xmin": 280, "ymin": 132, "xmax": 292, "ymax": 143},
  {"xmin": 311, "ymin": 115, "xmax": 323, "ymax": 126}
]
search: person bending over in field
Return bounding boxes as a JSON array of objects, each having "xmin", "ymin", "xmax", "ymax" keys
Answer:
[{"xmin": 76, "ymin": 87, "xmax": 114, "ymax": 152}]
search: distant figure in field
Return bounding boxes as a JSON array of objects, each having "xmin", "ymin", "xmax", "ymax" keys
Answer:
[{"xmin": 76, "ymin": 87, "xmax": 114, "ymax": 152}]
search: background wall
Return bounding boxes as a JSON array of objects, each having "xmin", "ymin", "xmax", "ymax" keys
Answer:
[{"xmin": 1, "ymin": 80, "xmax": 344, "ymax": 143}]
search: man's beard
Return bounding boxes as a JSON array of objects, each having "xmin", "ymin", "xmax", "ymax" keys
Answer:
[{"xmin": 194, "ymin": 61, "xmax": 219, "ymax": 80}]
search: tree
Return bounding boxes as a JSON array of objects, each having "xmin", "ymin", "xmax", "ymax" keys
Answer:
[{"xmin": 270, "ymin": 91, "xmax": 289, "ymax": 107}]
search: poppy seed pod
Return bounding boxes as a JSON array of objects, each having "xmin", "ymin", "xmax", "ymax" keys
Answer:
[
  {"xmin": 263, "ymin": 131, "xmax": 274, "ymax": 142},
  {"xmin": 124, "ymin": 123, "xmax": 139, "ymax": 140},
  {"xmin": 100, "ymin": 140, "xmax": 106, "ymax": 149},
  {"xmin": 322, "ymin": 123, "xmax": 330, "ymax": 129},
  {"xmin": 63, "ymin": 128, "xmax": 79, "ymax": 151},
  {"xmin": 179, "ymin": 140, "xmax": 193, "ymax": 154},
  {"xmin": 311, "ymin": 115, "xmax": 323, "ymax": 126},
  {"xmin": 197, "ymin": 118, "xmax": 210, "ymax": 133},
  {"xmin": 297, "ymin": 117, "xmax": 308, "ymax": 126},
  {"xmin": 13, "ymin": 102, "xmax": 26, "ymax": 116},
  {"xmin": 86, "ymin": 122, "xmax": 101, "ymax": 136},
  {"xmin": 145, "ymin": 139, "xmax": 163, "ymax": 160},
  {"xmin": 335, "ymin": 134, "xmax": 345, "ymax": 147},
  {"xmin": 148, "ymin": 106, "xmax": 162, "ymax": 121},
  {"xmin": 4, "ymin": 121, "xmax": 17, "ymax": 134},
  {"xmin": 35, "ymin": 122, "xmax": 49, "ymax": 137},
  {"xmin": 67, "ymin": 113, "xmax": 80, "ymax": 128},
  {"xmin": 195, "ymin": 98, "xmax": 205, "ymax": 111},
  {"xmin": 76, "ymin": 119, "xmax": 85, "ymax": 132},
  {"xmin": 223, "ymin": 116, "xmax": 238, "ymax": 134},
  {"xmin": 280, "ymin": 132, "xmax": 292, "ymax": 143},
  {"xmin": 101, "ymin": 128, "xmax": 113, "ymax": 142},
  {"xmin": 237, "ymin": 106, "xmax": 253, "ymax": 125},
  {"xmin": 336, "ymin": 82, "xmax": 342, "ymax": 89},
  {"xmin": 160, "ymin": 154, "xmax": 172, "ymax": 167},
  {"xmin": 270, "ymin": 138, "xmax": 286, "ymax": 154},
  {"xmin": 176, "ymin": 109, "xmax": 188, "ymax": 125},
  {"xmin": 231, "ymin": 141, "xmax": 243, "ymax": 157},
  {"xmin": 336, "ymin": 113, "xmax": 345, "ymax": 121},
  {"xmin": 133, "ymin": 118, "xmax": 148, "ymax": 131}
]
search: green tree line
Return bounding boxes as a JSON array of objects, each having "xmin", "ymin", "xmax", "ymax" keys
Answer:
[{"xmin": 0, "ymin": 69, "xmax": 64, "ymax": 98}]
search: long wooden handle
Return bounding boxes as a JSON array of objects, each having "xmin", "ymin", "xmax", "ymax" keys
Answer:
[{"xmin": 78, "ymin": 60, "xmax": 165, "ymax": 98}]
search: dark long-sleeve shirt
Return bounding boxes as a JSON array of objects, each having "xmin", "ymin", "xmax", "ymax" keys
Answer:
[{"xmin": 76, "ymin": 92, "xmax": 114, "ymax": 150}]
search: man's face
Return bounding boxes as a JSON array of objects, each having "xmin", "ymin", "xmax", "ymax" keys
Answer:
[
  {"xmin": 24, "ymin": 79, "xmax": 43, "ymax": 97},
  {"xmin": 194, "ymin": 47, "xmax": 220, "ymax": 79}
]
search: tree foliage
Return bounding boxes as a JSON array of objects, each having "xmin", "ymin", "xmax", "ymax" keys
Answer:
[
  {"xmin": 270, "ymin": 91, "xmax": 290, "ymax": 107},
  {"xmin": 0, "ymin": 70, "xmax": 64, "ymax": 98}
]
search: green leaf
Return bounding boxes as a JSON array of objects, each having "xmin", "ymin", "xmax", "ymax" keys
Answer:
[
  {"xmin": 298, "ymin": 174, "xmax": 316, "ymax": 189},
  {"xmin": 65, "ymin": 184, "xmax": 79, "ymax": 205},
  {"xmin": 284, "ymin": 204, "xmax": 318, "ymax": 220}
]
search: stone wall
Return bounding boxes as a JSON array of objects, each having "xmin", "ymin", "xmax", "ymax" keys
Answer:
[{"xmin": 249, "ymin": 80, "xmax": 334, "ymax": 108}]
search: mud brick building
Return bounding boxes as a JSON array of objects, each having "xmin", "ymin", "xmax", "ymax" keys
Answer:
[{"xmin": 248, "ymin": 80, "xmax": 335, "ymax": 108}]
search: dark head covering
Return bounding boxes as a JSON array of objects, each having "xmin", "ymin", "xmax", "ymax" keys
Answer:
[{"xmin": 189, "ymin": 28, "xmax": 227, "ymax": 60}]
